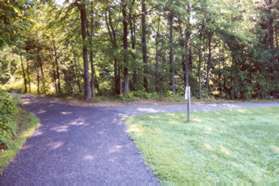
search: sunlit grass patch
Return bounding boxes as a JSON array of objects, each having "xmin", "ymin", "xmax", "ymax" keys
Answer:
[{"xmin": 125, "ymin": 107, "xmax": 279, "ymax": 184}]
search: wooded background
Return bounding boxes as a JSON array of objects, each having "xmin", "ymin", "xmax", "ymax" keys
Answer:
[{"xmin": 0, "ymin": 0, "xmax": 278, "ymax": 100}]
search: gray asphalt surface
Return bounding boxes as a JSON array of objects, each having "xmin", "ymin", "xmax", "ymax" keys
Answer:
[{"xmin": 1, "ymin": 96, "xmax": 279, "ymax": 186}]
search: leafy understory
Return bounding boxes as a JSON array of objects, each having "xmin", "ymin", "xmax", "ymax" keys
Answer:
[
  {"xmin": 0, "ymin": 109, "xmax": 39, "ymax": 174},
  {"xmin": 126, "ymin": 107, "xmax": 279, "ymax": 184}
]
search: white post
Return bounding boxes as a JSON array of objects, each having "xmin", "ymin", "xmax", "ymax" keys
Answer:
[{"xmin": 185, "ymin": 86, "xmax": 191, "ymax": 122}]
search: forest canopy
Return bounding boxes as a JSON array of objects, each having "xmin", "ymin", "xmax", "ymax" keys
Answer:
[{"xmin": 0, "ymin": 0, "xmax": 278, "ymax": 100}]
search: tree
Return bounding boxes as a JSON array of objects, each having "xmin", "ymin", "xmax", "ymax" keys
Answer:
[
  {"xmin": 77, "ymin": 0, "xmax": 92, "ymax": 100},
  {"xmin": 121, "ymin": 0, "xmax": 129, "ymax": 95},
  {"xmin": 141, "ymin": 0, "xmax": 148, "ymax": 91}
]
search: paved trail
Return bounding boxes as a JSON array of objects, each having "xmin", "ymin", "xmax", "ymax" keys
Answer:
[{"xmin": 1, "ymin": 96, "xmax": 278, "ymax": 186}]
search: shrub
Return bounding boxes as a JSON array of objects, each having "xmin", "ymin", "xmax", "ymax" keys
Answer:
[
  {"xmin": 0, "ymin": 90, "xmax": 18, "ymax": 149},
  {"xmin": 120, "ymin": 91, "xmax": 161, "ymax": 101}
]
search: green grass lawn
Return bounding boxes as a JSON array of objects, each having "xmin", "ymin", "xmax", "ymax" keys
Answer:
[
  {"xmin": 125, "ymin": 107, "xmax": 279, "ymax": 185},
  {"xmin": 0, "ymin": 110, "xmax": 38, "ymax": 174}
]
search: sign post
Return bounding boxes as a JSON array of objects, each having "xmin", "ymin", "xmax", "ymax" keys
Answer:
[{"xmin": 185, "ymin": 86, "xmax": 191, "ymax": 122}]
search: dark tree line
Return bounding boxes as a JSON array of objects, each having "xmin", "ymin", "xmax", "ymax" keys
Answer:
[{"xmin": 0, "ymin": 0, "xmax": 278, "ymax": 100}]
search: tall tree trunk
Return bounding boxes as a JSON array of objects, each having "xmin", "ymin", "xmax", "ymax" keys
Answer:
[
  {"xmin": 49, "ymin": 50, "xmax": 58, "ymax": 94},
  {"xmin": 26, "ymin": 59, "xmax": 31, "ymax": 92},
  {"xmin": 184, "ymin": 3, "xmax": 192, "ymax": 91},
  {"xmin": 168, "ymin": 12, "xmax": 176, "ymax": 94},
  {"xmin": 37, "ymin": 49, "xmax": 46, "ymax": 94},
  {"xmin": 36, "ymin": 66, "xmax": 40, "ymax": 95},
  {"xmin": 184, "ymin": 34, "xmax": 191, "ymax": 89},
  {"xmin": 155, "ymin": 18, "xmax": 161, "ymax": 93},
  {"xmin": 105, "ymin": 9, "xmax": 121, "ymax": 95},
  {"xmin": 121, "ymin": 0, "xmax": 129, "ymax": 95},
  {"xmin": 72, "ymin": 50, "xmax": 82, "ymax": 93},
  {"xmin": 20, "ymin": 54, "xmax": 28, "ymax": 93},
  {"xmin": 78, "ymin": 1, "xmax": 92, "ymax": 101},
  {"xmin": 141, "ymin": 0, "xmax": 148, "ymax": 91},
  {"xmin": 89, "ymin": 2, "xmax": 96, "ymax": 97},
  {"xmin": 267, "ymin": 0, "xmax": 274, "ymax": 49},
  {"xmin": 206, "ymin": 32, "xmax": 213, "ymax": 96},
  {"xmin": 219, "ymin": 45, "xmax": 225, "ymax": 97},
  {"xmin": 178, "ymin": 21, "xmax": 187, "ymax": 89},
  {"xmin": 275, "ymin": 27, "xmax": 278, "ymax": 48},
  {"xmin": 129, "ymin": 0, "xmax": 137, "ymax": 91},
  {"xmin": 197, "ymin": 46, "xmax": 202, "ymax": 99},
  {"xmin": 52, "ymin": 40, "xmax": 61, "ymax": 95},
  {"xmin": 24, "ymin": 49, "xmax": 31, "ymax": 92}
]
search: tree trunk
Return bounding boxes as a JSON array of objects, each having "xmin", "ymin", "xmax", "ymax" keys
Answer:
[
  {"xmin": 155, "ymin": 19, "xmax": 161, "ymax": 93},
  {"xmin": 89, "ymin": 2, "xmax": 96, "ymax": 97},
  {"xmin": 197, "ymin": 47, "xmax": 202, "ymax": 99},
  {"xmin": 184, "ymin": 34, "xmax": 191, "ymax": 89},
  {"xmin": 78, "ymin": 2, "xmax": 92, "ymax": 101},
  {"xmin": 267, "ymin": 0, "xmax": 274, "ymax": 49},
  {"xmin": 121, "ymin": 0, "xmax": 129, "ymax": 95},
  {"xmin": 37, "ymin": 49, "xmax": 46, "ymax": 94},
  {"xmin": 206, "ymin": 32, "xmax": 213, "ymax": 96},
  {"xmin": 105, "ymin": 9, "xmax": 121, "ymax": 95},
  {"xmin": 49, "ymin": 50, "xmax": 58, "ymax": 94},
  {"xmin": 20, "ymin": 54, "xmax": 28, "ymax": 93},
  {"xmin": 168, "ymin": 12, "xmax": 176, "ymax": 94},
  {"xmin": 52, "ymin": 40, "xmax": 61, "ymax": 95},
  {"xmin": 141, "ymin": 0, "xmax": 148, "ymax": 91},
  {"xmin": 72, "ymin": 50, "xmax": 82, "ymax": 93},
  {"xmin": 129, "ymin": 0, "xmax": 137, "ymax": 91},
  {"xmin": 275, "ymin": 27, "xmax": 278, "ymax": 48},
  {"xmin": 36, "ymin": 66, "xmax": 40, "ymax": 95},
  {"xmin": 25, "ymin": 59, "xmax": 31, "ymax": 92}
]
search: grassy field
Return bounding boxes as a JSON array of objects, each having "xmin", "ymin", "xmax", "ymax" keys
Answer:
[
  {"xmin": 0, "ymin": 110, "xmax": 38, "ymax": 173},
  {"xmin": 126, "ymin": 107, "xmax": 279, "ymax": 185}
]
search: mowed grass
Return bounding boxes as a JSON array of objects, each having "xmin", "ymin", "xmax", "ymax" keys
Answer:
[
  {"xmin": 125, "ymin": 107, "xmax": 279, "ymax": 185},
  {"xmin": 0, "ymin": 110, "xmax": 39, "ymax": 173}
]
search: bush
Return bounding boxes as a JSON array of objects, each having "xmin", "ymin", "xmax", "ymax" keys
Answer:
[
  {"xmin": 0, "ymin": 90, "xmax": 18, "ymax": 149},
  {"xmin": 120, "ymin": 91, "xmax": 161, "ymax": 101}
]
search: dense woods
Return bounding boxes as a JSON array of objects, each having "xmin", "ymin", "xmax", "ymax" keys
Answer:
[{"xmin": 0, "ymin": 0, "xmax": 278, "ymax": 100}]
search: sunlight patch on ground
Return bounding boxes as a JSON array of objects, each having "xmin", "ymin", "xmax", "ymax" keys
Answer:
[
  {"xmin": 109, "ymin": 145, "xmax": 123, "ymax": 154},
  {"xmin": 222, "ymin": 103, "xmax": 240, "ymax": 109},
  {"xmin": 137, "ymin": 107, "xmax": 162, "ymax": 113},
  {"xmin": 126, "ymin": 125, "xmax": 144, "ymax": 135},
  {"xmin": 203, "ymin": 143, "xmax": 214, "ymax": 151},
  {"xmin": 83, "ymin": 154, "xmax": 95, "ymax": 161},
  {"xmin": 220, "ymin": 145, "xmax": 231, "ymax": 156},
  {"xmin": 37, "ymin": 109, "xmax": 46, "ymax": 114},
  {"xmin": 192, "ymin": 117, "xmax": 202, "ymax": 123},
  {"xmin": 271, "ymin": 145, "xmax": 279, "ymax": 154},
  {"xmin": 51, "ymin": 125, "xmax": 69, "ymax": 133},
  {"xmin": 69, "ymin": 118, "xmax": 87, "ymax": 127},
  {"xmin": 22, "ymin": 144, "xmax": 32, "ymax": 150},
  {"xmin": 47, "ymin": 141, "xmax": 64, "ymax": 150},
  {"xmin": 61, "ymin": 111, "xmax": 72, "ymax": 115},
  {"xmin": 21, "ymin": 99, "xmax": 31, "ymax": 105},
  {"xmin": 119, "ymin": 113, "xmax": 129, "ymax": 120},
  {"xmin": 32, "ymin": 129, "xmax": 43, "ymax": 137}
]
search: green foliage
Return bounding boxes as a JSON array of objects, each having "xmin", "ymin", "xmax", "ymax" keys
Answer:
[
  {"xmin": 120, "ymin": 91, "xmax": 161, "ymax": 101},
  {"xmin": 126, "ymin": 107, "xmax": 279, "ymax": 184},
  {"xmin": 0, "ymin": 90, "xmax": 18, "ymax": 149},
  {"xmin": 0, "ymin": 110, "xmax": 38, "ymax": 173},
  {"xmin": 0, "ymin": 0, "xmax": 278, "ymax": 100}
]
